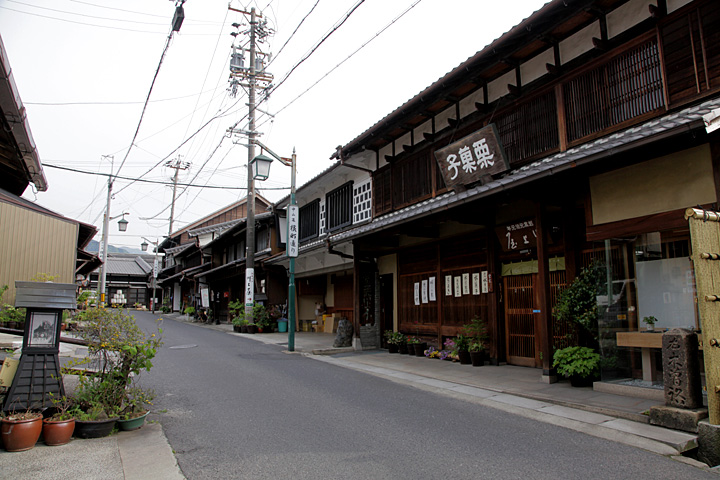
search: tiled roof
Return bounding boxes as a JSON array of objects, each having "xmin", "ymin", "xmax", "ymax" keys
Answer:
[
  {"xmin": 188, "ymin": 218, "xmax": 244, "ymax": 237},
  {"xmin": 164, "ymin": 242, "xmax": 195, "ymax": 256},
  {"xmin": 103, "ymin": 255, "xmax": 153, "ymax": 276}
]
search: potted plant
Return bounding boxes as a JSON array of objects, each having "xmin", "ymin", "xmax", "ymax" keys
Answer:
[
  {"xmin": 469, "ymin": 341, "xmax": 486, "ymax": 367},
  {"xmin": 396, "ymin": 333, "xmax": 409, "ymax": 354},
  {"xmin": 454, "ymin": 334, "xmax": 471, "ymax": 364},
  {"xmin": 42, "ymin": 396, "xmax": 76, "ymax": 446},
  {"xmin": 183, "ymin": 306, "xmax": 196, "ymax": 321},
  {"xmin": 384, "ymin": 331, "xmax": 405, "ymax": 353},
  {"xmin": 64, "ymin": 307, "xmax": 162, "ymax": 438},
  {"xmin": 642, "ymin": 316, "xmax": 657, "ymax": 332},
  {"xmin": 1, "ymin": 410, "xmax": 43, "ymax": 451},
  {"xmin": 552, "ymin": 346, "xmax": 601, "ymax": 387},
  {"xmin": 117, "ymin": 387, "xmax": 154, "ymax": 431},
  {"xmin": 406, "ymin": 336, "xmax": 420, "ymax": 355},
  {"xmin": 464, "ymin": 316, "xmax": 489, "ymax": 366}
]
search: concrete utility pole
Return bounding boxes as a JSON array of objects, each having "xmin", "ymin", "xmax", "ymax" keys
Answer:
[
  {"xmin": 166, "ymin": 156, "xmax": 189, "ymax": 236},
  {"xmin": 227, "ymin": 5, "xmax": 274, "ymax": 320}
]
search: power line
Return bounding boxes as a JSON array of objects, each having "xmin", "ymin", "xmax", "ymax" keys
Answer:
[
  {"xmin": 267, "ymin": 0, "xmax": 321, "ymax": 66},
  {"xmin": 270, "ymin": 0, "xmax": 424, "ymax": 118},
  {"xmin": 42, "ymin": 162, "xmax": 289, "ymax": 190},
  {"xmin": 6, "ymin": 0, "xmax": 170, "ymax": 25},
  {"xmin": 24, "ymin": 88, "xmax": 218, "ymax": 106},
  {"xmin": 270, "ymin": 0, "xmax": 366, "ymax": 95}
]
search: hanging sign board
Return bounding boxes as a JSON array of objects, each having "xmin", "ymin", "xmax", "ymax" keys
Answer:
[
  {"xmin": 495, "ymin": 219, "xmax": 538, "ymax": 252},
  {"xmin": 433, "ymin": 123, "xmax": 508, "ymax": 189},
  {"xmin": 287, "ymin": 205, "xmax": 299, "ymax": 258}
]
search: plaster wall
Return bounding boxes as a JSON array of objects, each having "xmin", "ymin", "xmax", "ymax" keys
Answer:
[
  {"xmin": 488, "ymin": 70, "xmax": 516, "ymax": 103},
  {"xmin": 521, "ymin": 48, "xmax": 554, "ymax": 86},
  {"xmin": 667, "ymin": 0, "xmax": 693, "ymax": 14},
  {"xmin": 607, "ymin": 0, "xmax": 652, "ymax": 38},
  {"xmin": 589, "ymin": 144, "xmax": 715, "ymax": 225},
  {"xmin": 560, "ymin": 21, "xmax": 600, "ymax": 64}
]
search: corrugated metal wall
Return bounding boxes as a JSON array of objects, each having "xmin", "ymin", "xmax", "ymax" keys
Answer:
[{"xmin": 0, "ymin": 202, "xmax": 78, "ymax": 304}]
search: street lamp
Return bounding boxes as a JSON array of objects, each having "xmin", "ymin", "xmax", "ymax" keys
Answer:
[
  {"xmin": 249, "ymin": 140, "xmax": 297, "ymax": 351},
  {"xmin": 98, "ymin": 211, "xmax": 130, "ymax": 306},
  {"xmin": 140, "ymin": 237, "xmax": 160, "ymax": 313},
  {"xmin": 250, "ymin": 154, "xmax": 273, "ymax": 181}
]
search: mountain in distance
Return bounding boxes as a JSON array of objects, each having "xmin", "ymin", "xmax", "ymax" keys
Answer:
[{"xmin": 86, "ymin": 239, "xmax": 145, "ymax": 255}]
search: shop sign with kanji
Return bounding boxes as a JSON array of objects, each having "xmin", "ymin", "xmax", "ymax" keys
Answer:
[
  {"xmin": 494, "ymin": 219, "xmax": 537, "ymax": 252},
  {"xmin": 433, "ymin": 123, "xmax": 508, "ymax": 188}
]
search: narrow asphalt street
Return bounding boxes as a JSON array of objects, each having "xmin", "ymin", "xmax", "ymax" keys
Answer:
[{"xmin": 135, "ymin": 312, "xmax": 714, "ymax": 479}]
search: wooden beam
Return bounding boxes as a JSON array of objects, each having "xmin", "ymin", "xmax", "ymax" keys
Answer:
[{"xmin": 535, "ymin": 202, "xmax": 556, "ymax": 382}]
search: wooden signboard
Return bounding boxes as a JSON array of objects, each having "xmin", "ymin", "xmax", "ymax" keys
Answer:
[
  {"xmin": 433, "ymin": 123, "xmax": 509, "ymax": 188},
  {"xmin": 494, "ymin": 219, "xmax": 538, "ymax": 252}
]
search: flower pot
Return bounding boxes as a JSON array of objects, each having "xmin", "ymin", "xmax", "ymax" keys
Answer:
[
  {"xmin": 7, "ymin": 321, "xmax": 18, "ymax": 330},
  {"xmin": 470, "ymin": 350, "xmax": 485, "ymax": 367},
  {"xmin": 414, "ymin": 342, "xmax": 427, "ymax": 356},
  {"xmin": 233, "ymin": 325, "xmax": 242, "ymax": 333},
  {"xmin": 117, "ymin": 412, "xmax": 148, "ymax": 431},
  {"xmin": 42, "ymin": 418, "xmax": 75, "ymax": 446},
  {"xmin": 398, "ymin": 343, "xmax": 408, "ymax": 354},
  {"xmin": 569, "ymin": 374, "xmax": 596, "ymax": 388},
  {"xmin": 247, "ymin": 325, "xmax": 258, "ymax": 334},
  {"xmin": 73, "ymin": 418, "xmax": 118, "ymax": 439},
  {"xmin": 1, "ymin": 415, "xmax": 42, "ymax": 451},
  {"xmin": 388, "ymin": 344, "xmax": 399, "ymax": 354},
  {"xmin": 277, "ymin": 319, "xmax": 288, "ymax": 333},
  {"xmin": 458, "ymin": 350, "xmax": 471, "ymax": 365}
]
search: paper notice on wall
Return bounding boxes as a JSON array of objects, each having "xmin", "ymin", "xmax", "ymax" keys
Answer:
[
  {"xmin": 414, "ymin": 282, "xmax": 420, "ymax": 306},
  {"xmin": 421, "ymin": 280, "xmax": 428, "ymax": 303},
  {"xmin": 445, "ymin": 275, "xmax": 453, "ymax": 296},
  {"xmin": 454, "ymin": 276, "xmax": 462, "ymax": 297},
  {"xmin": 472, "ymin": 273, "xmax": 480, "ymax": 295},
  {"xmin": 429, "ymin": 277, "xmax": 436, "ymax": 301},
  {"xmin": 481, "ymin": 271, "xmax": 489, "ymax": 293},
  {"xmin": 462, "ymin": 273, "xmax": 470, "ymax": 295}
]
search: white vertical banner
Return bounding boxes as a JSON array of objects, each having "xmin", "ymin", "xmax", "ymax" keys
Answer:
[
  {"xmin": 201, "ymin": 288, "xmax": 210, "ymax": 308},
  {"xmin": 454, "ymin": 276, "xmax": 462, "ymax": 297},
  {"xmin": 287, "ymin": 205, "xmax": 299, "ymax": 258},
  {"xmin": 414, "ymin": 282, "xmax": 420, "ymax": 305},
  {"xmin": 429, "ymin": 276, "xmax": 436, "ymax": 301},
  {"xmin": 421, "ymin": 279, "xmax": 428, "ymax": 304},
  {"xmin": 472, "ymin": 273, "xmax": 480, "ymax": 295},
  {"xmin": 153, "ymin": 258, "xmax": 159, "ymax": 278},
  {"xmin": 245, "ymin": 267, "xmax": 255, "ymax": 307},
  {"xmin": 462, "ymin": 273, "xmax": 470, "ymax": 295},
  {"xmin": 445, "ymin": 275, "xmax": 453, "ymax": 296},
  {"xmin": 481, "ymin": 271, "xmax": 489, "ymax": 293}
]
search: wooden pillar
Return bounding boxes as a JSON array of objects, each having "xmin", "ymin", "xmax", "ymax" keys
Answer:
[
  {"xmin": 436, "ymin": 243, "xmax": 443, "ymax": 348},
  {"xmin": 535, "ymin": 202, "xmax": 557, "ymax": 383},
  {"xmin": 353, "ymin": 242, "xmax": 361, "ymax": 345}
]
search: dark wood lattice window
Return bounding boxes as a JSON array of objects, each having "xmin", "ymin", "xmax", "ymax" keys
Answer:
[
  {"xmin": 373, "ymin": 166, "xmax": 392, "ymax": 216},
  {"xmin": 326, "ymin": 182, "xmax": 353, "ymax": 233},
  {"xmin": 564, "ymin": 38, "xmax": 664, "ymax": 143},
  {"xmin": 660, "ymin": 0, "xmax": 720, "ymax": 107},
  {"xmin": 299, "ymin": 199, "xmax": 320, "ymax": 243},
  {"xmin": 392, "ymin": 150, "xmax": 432, "ymax": 209},
  {"xmin": 495, "ymin": 90, "xmax": 559, "ymax": 166}
]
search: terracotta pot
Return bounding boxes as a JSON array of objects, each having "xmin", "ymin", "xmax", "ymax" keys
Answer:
[
  {"xmin": 1, "ymin": 415, "xmax": 42, "ymax": 451},
  {"xmin": 42, "ymin": 418, "xmax": 75, "ymax": 446}
]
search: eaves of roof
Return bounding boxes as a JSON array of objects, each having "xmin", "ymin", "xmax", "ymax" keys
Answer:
[
  {"xmin": 188, "ymin": 218, "xmax": 244, "ymax": 237},
  {"xmin": 202, "ymin": 212, "xmax": 273, "ymax": 250},
  {"xmin": 164, "ymin": 242, "xmax": 195, "ymax": 256},
  {"xmin": 328, "ymin": 96, "xmax": 720, "ymax": 245}
]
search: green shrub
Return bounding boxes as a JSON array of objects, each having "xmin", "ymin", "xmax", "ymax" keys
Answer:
[{"xmin": 552, "ymin": 346, "xmax": 600, "ymax": 378}]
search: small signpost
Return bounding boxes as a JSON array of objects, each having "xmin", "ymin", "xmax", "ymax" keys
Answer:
[{"xmin": 3, "ymin": 282, "xmax": 76, "ymax": 412}]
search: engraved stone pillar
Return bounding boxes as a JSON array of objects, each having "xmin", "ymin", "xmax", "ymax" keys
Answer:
[{"xmin": 662, "ymin": 328, "xmax": 702, "ymax": 409}]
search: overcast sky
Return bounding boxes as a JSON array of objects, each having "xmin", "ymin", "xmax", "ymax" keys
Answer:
[{"xmin": 0, "ymin": 0, "xmax": 548, "ymax": 250}]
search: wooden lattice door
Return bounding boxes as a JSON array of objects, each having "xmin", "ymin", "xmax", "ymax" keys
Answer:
[{"xmin": 503, "ymin": 274, "xmax": 538, "ymax": 367}]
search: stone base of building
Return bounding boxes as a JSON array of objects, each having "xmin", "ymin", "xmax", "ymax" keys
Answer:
[{"xmin": 649, "ymin": 405, "xmax": 708, "ymax": 433}]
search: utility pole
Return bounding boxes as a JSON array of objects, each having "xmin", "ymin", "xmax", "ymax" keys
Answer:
[
  {"xmin": 166, "ymin": 156, "xmax": 189, "ymax": 236},
  {"xmin": 227, "ymin": 6, "xmax": 274, "ymax": 319}
]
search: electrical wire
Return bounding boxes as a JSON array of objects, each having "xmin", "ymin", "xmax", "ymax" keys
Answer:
[
  {"xmin": 267, "ymin": 0, "xmax": 321, "ymax": 66},
  {"xmin": 43, "ymin": 163, "xmax": 290, "ymax": 190},
  {"xmin": 269, "ymin": 0, "xmax": 366, "ymax": 96},
  {"xmin": 0, "ymin": 6, "xmax": 167, "ymax": 34},
  {"xmin": 268, "ymin": 0, "xmax": 424, "ymax": 118},
  {"xmin": 24, "ymin": 88, "xmax": 218, "ymax": 106},
  {"xmin": 6, "ymin": 0, "xmax": 170, "ymax": 25}
]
